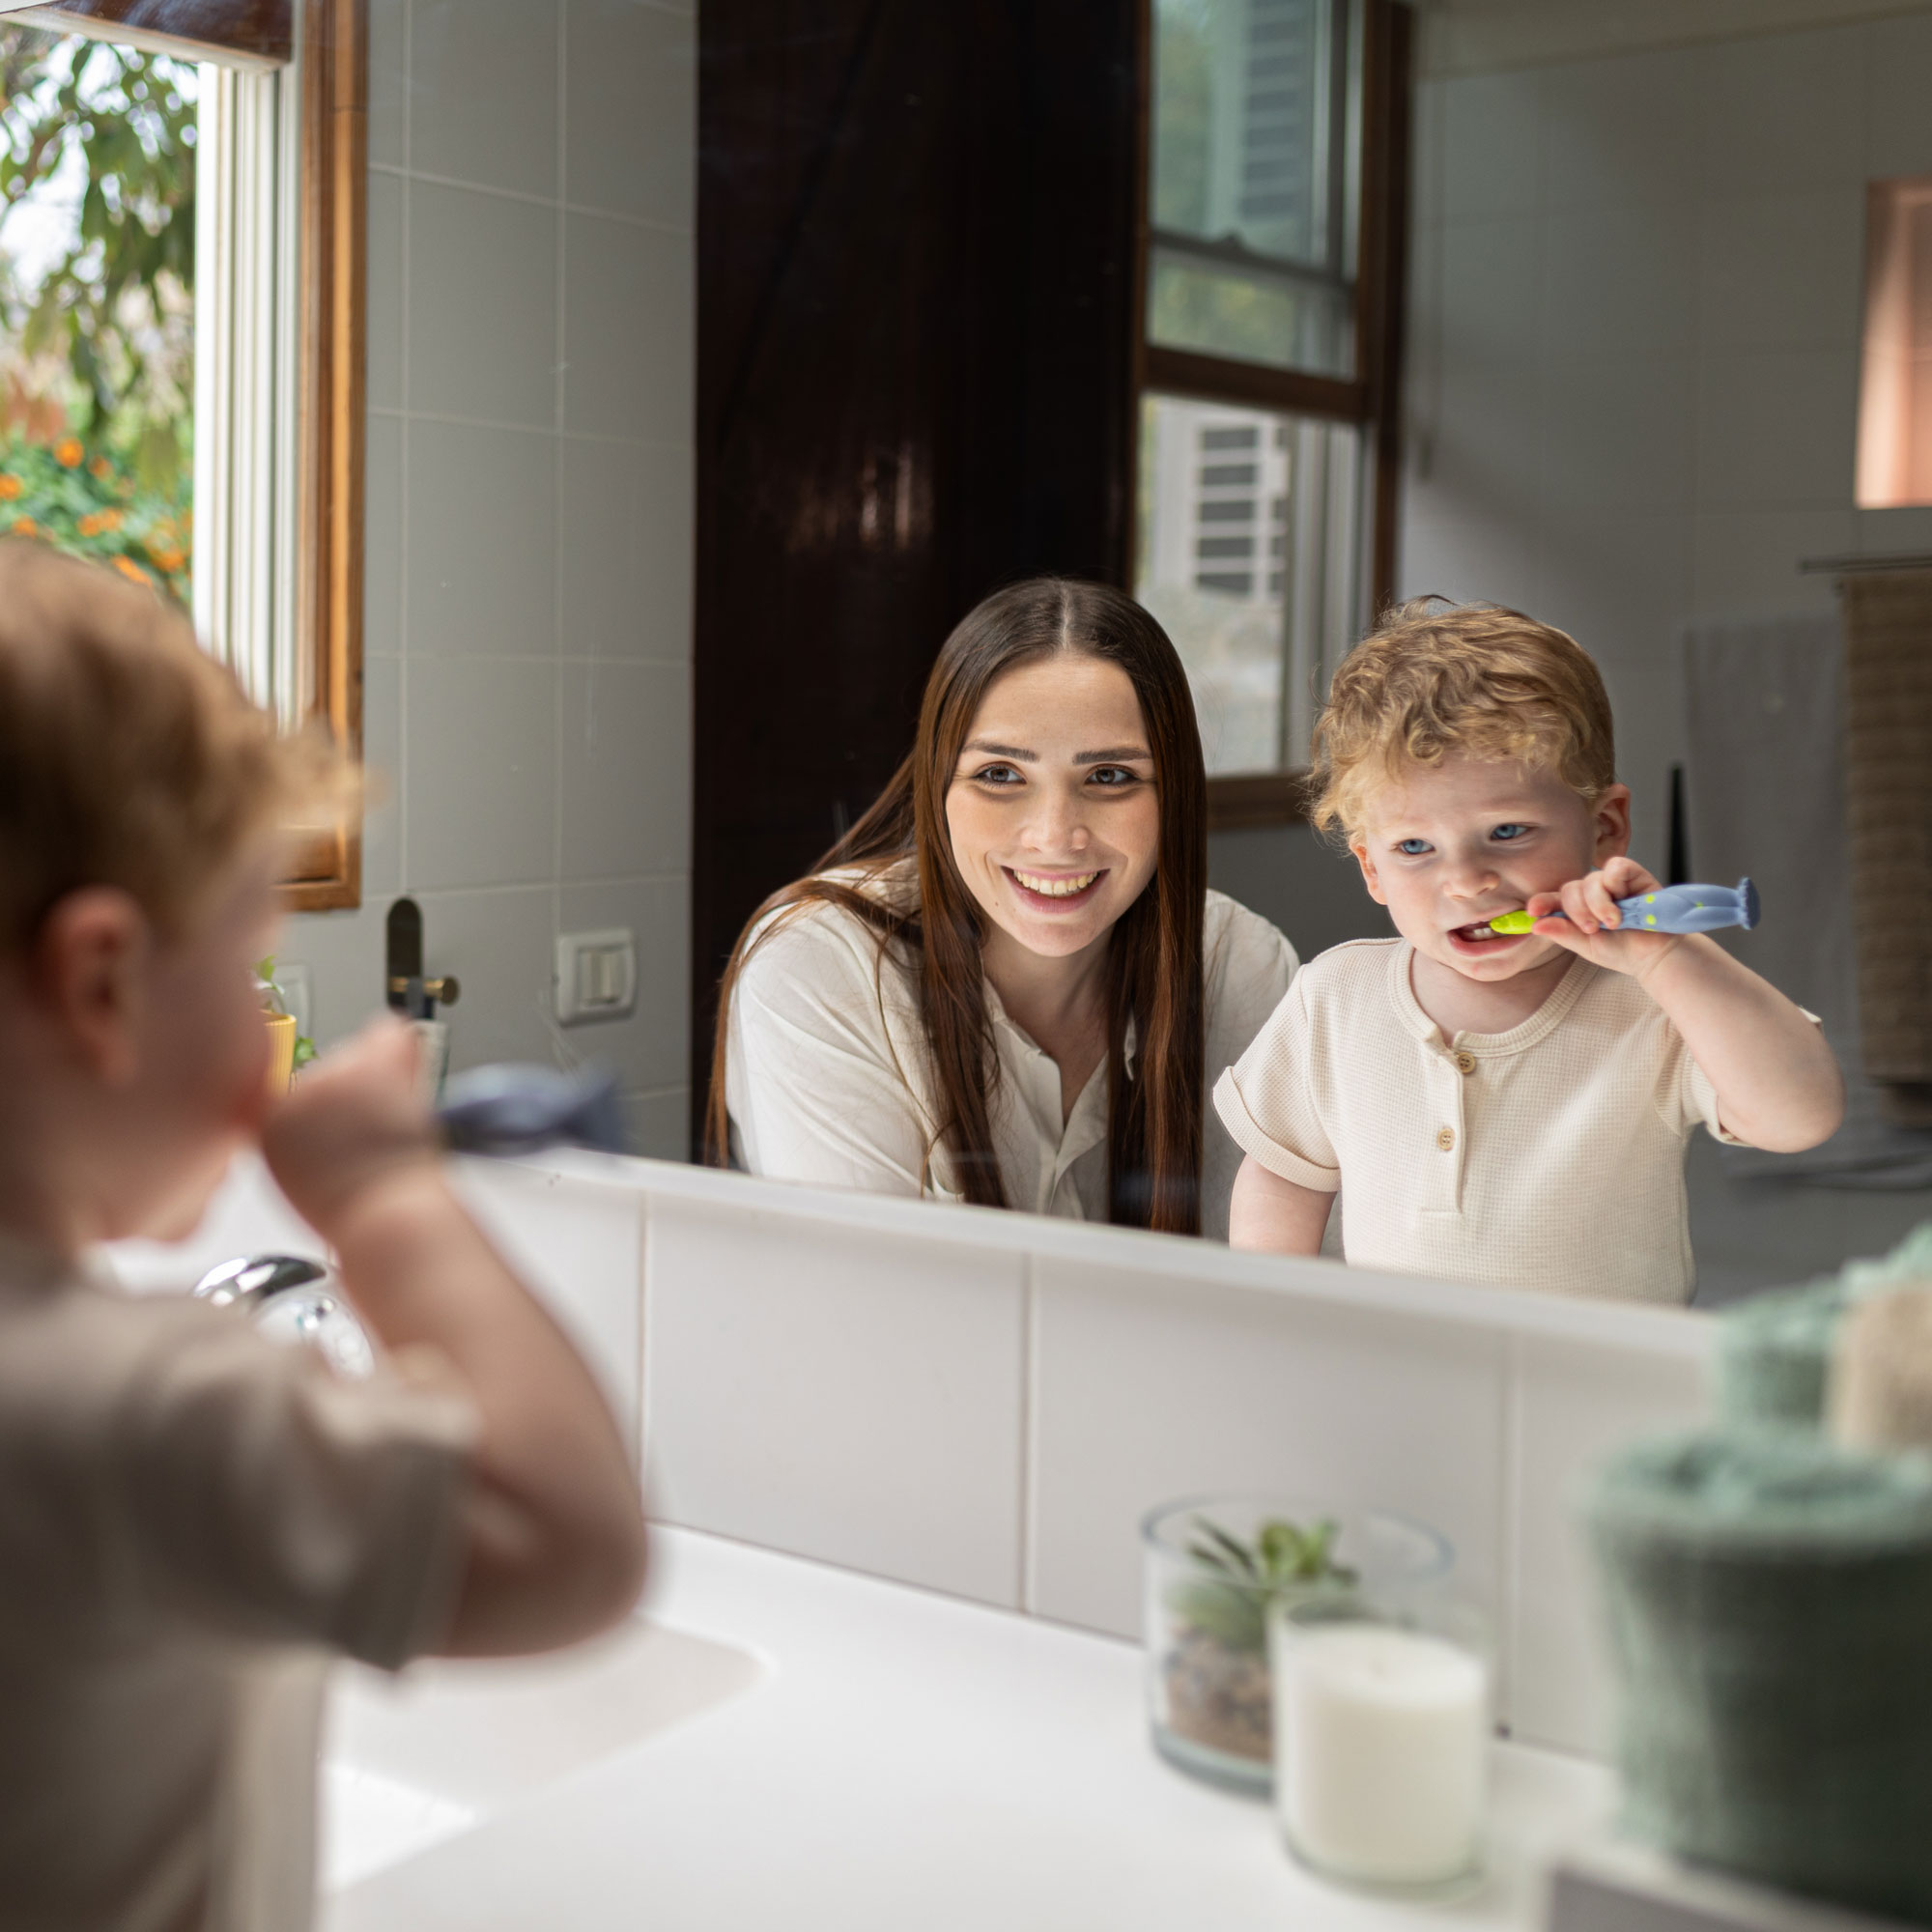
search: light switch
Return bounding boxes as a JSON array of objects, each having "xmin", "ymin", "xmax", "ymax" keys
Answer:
[{"xmin": 554, "ymin": 927, "xmax": 638, "ymax": 1025}]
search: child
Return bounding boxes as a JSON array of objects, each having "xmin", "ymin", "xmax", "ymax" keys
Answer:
[
  {"xmin": 0, "ymin": 541, "xmax": 646, "ymax": 1930},
  {"xmin": 1216, "ymin": 599, "xmax": 1843, "ymax": 1303}
]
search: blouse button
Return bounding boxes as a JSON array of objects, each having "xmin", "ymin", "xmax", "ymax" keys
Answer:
[
  {"xmin": 1435, "ymin": 1125, "xmax": 1457, "ymax": 1152},
  {"xmin": 1453, "ymin": 1050, "xmax": 1477, "ymax": 1075}
]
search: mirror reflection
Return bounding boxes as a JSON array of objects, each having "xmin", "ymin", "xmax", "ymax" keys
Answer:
[{"xmin": 7, "ymin": 0, "xmax": 1927, "ymax": 1310}]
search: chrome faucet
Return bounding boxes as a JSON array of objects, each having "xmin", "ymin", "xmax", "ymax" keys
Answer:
[{"xmin": 193, "ymin": 1254, "xmax": 374, "ymax": 1378}]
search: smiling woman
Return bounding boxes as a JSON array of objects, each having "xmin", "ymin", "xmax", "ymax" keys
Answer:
[{"xmin": 705, "ymin": 578, "xmax": 1300, "ymax": 1240}]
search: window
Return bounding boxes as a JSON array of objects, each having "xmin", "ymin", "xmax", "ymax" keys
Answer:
[
  {"xmin": 0, "ymin": 0, "xmax": 364, "ymax": 908},
  {"xmin": 1131, "ymin": 0, "xmax": 1410, "ymax": 818}
]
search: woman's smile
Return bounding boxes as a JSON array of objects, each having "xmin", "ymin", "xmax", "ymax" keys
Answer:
[{"xmin": 1005, "ymin": 866, "xmax": 1107, "ymax": 906}]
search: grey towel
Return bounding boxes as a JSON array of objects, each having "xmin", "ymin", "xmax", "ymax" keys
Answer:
[{"xmin": 1683, "ymin": 615, "xmax": 1932, "ymax": 1184}]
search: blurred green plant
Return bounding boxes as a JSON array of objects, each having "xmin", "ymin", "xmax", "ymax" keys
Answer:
[
  {"xmin": 0, "ymin": 432, "xmax": 187, "ymax": 599},
  {"xmin": 1167, "ymin": 1515, "xmax": 1359, "ymax": 1655},
  {"xmin": 0, "ymin": 24, "xmax": 196, "ymax": 500}
]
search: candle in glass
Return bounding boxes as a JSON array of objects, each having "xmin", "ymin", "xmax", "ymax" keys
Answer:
[{"xmin": 1273, "ymin": 1607, "xmax": 1489, "ymax": 1889}]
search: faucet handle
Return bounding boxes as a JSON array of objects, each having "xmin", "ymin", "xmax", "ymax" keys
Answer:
[{"xmin": 388, "ymin": 974, "xmax": 461, "ymax": 1008}]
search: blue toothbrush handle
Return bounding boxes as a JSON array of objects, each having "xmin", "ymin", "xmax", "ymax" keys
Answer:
[{"xmin": 1584, "ymin": 877, "xmax": 1759, "ymax": 935}]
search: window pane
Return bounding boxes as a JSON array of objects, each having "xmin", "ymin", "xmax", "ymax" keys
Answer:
[
  {"xmin": 1150, "ymin": 0, "xmax": 1359, "ymax": 379},
  {"xmin": 0, "ymin": 25, "xmax": 197, "ymax": 601},
  {"xmin": 1135, "ymin": 392, "xmax": 1364, "ymax": 776}
]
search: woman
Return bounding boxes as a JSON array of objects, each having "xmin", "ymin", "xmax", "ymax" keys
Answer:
[{"xmin": 706, "ymin": 578, "xmax": 1297, "ymax": 1238}]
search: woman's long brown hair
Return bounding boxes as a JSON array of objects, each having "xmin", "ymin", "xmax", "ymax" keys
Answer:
[{"xmin": 705, "ymin": 578, "xmax": 1208, "ymax": 1235}]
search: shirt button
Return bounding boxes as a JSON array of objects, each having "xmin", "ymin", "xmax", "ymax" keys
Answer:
[
  {"xmin": 1453, "ymin": 1050, "xmax": 1477, "ymax": 1075},
  {"xmin": 1435, "ymin": 1125, "xmax": 1457, "ymax": 1152}
]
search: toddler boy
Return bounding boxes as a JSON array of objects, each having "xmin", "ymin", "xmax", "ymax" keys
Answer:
[
  {"xmin": 1216, "ymin": 599, "xmax": 1843, "ymax": 1302},
  {"xmin": 0, "ymin": 541, "xmax": 646, "ymax": 1930}
]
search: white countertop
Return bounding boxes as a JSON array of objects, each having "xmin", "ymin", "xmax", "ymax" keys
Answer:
[{"xmin": 326, "ymin": 1526, "xmax": 1615, "ymax": 1932}]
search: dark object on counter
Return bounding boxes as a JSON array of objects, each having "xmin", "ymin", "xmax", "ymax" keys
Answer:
[
  {"xmin": 437, "ymin": 1063, "xmax": 627, "ymax": 1158},
  {"xmin": 1587, "ymin": 1430, "xmax": 1932, "ymax": 1926}
]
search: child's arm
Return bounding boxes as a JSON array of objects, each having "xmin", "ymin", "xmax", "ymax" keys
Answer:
[
  {"xmin": 1531, "ymin": 855, "xmax": 1844, "ymax": 1152},
  {"xmin": 262, "ymin": 1020, "xmax": 647, "ymax": 1658},
  {"xmin": 1229, "ymin": 1153, "xmax": 1334, "ymax": 1254}
]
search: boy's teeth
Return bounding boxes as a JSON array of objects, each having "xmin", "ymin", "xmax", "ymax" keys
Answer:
[{"xmin": 1013, "ymin": 869, "xmax": 1098, "ymax": 897}]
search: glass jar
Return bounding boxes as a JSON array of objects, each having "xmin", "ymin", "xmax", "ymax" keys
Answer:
[
  {"xmin": 1271, "ymin": 1594, "xmax": 1492, "ymax": 1891},
  {"xmin": 1141, "ymin": 1496, "xmax": 1452, "ymax": 1794}
]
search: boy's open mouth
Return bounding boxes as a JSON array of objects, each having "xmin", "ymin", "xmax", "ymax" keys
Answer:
[{"xmin": 1447, "ymin": 919, "xmax": 1521, "ymax": 950}]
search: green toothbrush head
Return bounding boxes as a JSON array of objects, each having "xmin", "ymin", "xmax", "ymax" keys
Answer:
[{"xmin": 1489, "ymin": 909, "xmax": 1538, "ymax": 935}]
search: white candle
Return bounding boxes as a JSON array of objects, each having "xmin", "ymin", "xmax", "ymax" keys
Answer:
[{"xmin": 1274, "ymin": 1621, "xmax": 1489, "ymax": 1886}]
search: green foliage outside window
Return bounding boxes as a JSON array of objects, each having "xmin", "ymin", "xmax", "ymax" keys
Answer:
[{"xmin": 0, "ymin": 24, "xmax": 196, "ymax": 594}]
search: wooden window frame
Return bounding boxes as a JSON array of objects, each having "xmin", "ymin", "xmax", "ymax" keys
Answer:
[
  {"xmin": 26, "ymin": 0, "xmax": 366, "ymax": 908},
  {"xmin": 1130, "ymin": 0, "xmax": 1412, "ymax": 832}
]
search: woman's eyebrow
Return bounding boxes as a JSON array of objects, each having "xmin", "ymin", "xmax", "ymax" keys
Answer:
[
  {"xmin": 962, "ymin": 739, "xmax": 1037, "ymax": 761},
  {"xmin": 1074, "ymin": 744, "xmax": 1152, "ymax": 762}
]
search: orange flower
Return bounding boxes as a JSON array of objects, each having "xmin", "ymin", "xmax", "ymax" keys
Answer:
[
  {"xmin": 0, "ymin": 475, "xmax": 20, "ymax": 500},
  {"xmin": 77, "ymin": 512, "xmax": 103, "ymax": 536},
  {"xmin": 89, "ymin": 456, "xmax": 113, "ymax": 480},
  {"xmin": 53, "ymin": 437, "xmax": 83, "ymax": 469},
  {"xmin": 99, "ymin": 507, "xmax": 121, "ymax": 530},
  {"xmin": 112, "ymin": 555, "xmax": 150, "ymax": 585},
  {"xmin": 150, "ymin": 547, "xmax": 185, "ymax": 574},
  {"xmin": 11, "ymin": 516, "xmax": 37, "ymax": 536}
]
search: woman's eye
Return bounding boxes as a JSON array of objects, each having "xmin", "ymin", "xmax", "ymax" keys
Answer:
[
  {"xmin": 1490, "ymin": 823, "xmax": 1531, "ymax": 842},
  {"xmin": 1089, "ymin": 765, "xmax": 1141, "ymax": 788},
  {"xmin": 1395, "ymin": 838, "xmax": 1432, "ymax": 856},
  {"xmin": 972, "ymin": 763, "xmax": 1023, "ymax": 786}
]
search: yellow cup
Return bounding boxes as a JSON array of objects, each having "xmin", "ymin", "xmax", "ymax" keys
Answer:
[{"xmin": 264, "ymin": 1010, "xmax": 298, "ymax": 1097}]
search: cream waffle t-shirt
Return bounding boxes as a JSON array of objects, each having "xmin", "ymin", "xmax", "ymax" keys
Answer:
[{"xmin": 1213, "ymin": 938, "xmax": 1752, "ymax": 1304}]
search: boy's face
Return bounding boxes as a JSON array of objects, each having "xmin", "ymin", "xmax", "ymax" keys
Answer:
[{"xmin": 1350, "ymin": 754, "xmax": 1631, "ymax": 985}]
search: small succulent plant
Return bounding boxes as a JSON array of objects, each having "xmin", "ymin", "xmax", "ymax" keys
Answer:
[
  {"xmin": 255, "ymin": 956, "xmax": 318, "ymax": 1070},
  {"xmin": 1168, "ymin": 1515, "xmax": 1359, "ymax": 1655}
]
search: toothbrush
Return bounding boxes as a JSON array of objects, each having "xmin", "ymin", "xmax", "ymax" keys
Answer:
[{"xmin": 1488, "ymin": 877, "xmax": 1760, "ymax": 937}]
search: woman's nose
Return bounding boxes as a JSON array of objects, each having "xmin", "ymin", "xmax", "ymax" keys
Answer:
[{"xmin": 1021, "ymin": 786, "xmax": 1091, "ymax": 854}]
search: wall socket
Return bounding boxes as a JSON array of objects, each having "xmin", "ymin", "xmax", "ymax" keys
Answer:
[{"xmin": 554, "ymin": 928, "xmax": 638, "ymax": 1025}]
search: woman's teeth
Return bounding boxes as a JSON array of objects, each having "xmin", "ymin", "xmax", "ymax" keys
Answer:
[{"xmin": 1012, "ymin": 869, "xmax": 1099, "ymax": 898}]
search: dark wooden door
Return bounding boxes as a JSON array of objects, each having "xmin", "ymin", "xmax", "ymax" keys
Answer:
[{"xmin": 692, "ymin": 0, "xmax": 1141, "ymax": 1141}]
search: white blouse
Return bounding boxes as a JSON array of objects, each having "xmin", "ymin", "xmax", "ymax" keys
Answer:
[{"xmin": 724, "ymin": 865, "xmax": 1298, "ymax": 1238}]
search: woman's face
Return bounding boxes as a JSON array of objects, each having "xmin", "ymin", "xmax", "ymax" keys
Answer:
[{"xmin": 945, "ymin": 652, "xmax": 1161, "ymax": 962}]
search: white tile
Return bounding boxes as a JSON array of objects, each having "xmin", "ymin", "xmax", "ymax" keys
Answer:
[
  {"xmin": 1538, "ymin": 356, "xmax": 1694, "ymax": 512},
  {"xmin": 1440, "ymin": 71, "xmax": 1540, "ymax": 222},
  {"xmin": 450, "ymin": 1158, "xmax": 643, "ymax": 1456},
  {"xmin": 405, "ymin": 657, "xmax": 557, "ymax": 889},
  {"xmin": 1509, "ymin": 1335, "xmax": 1708, "ymax": 1755},
  {"xmin": 623, "ymin": 1086, "xmax": 691, "ymax": 1161},
  {"xmin": 558, "ymin": 660, "xmax": 690, "ymax": 878},
  {"xmin": 565, "ymin": 0, "xmax": 696, "ymax": 228},
  {"xmin": 413, "ymin": 885, "xmax": 558, "ymax": 1068},
  {"xmin": 1398, "ymin": 499, "xmax": 1538, "ymax": 611},
  {"xmin": 1866, "ymin": 14, "xmax": 1932, "ymax": 179},
  {"xmin": 1690, "ymin": 507, "xmax": 1856, "ymax": 619},
  {"xmin": 411, "ymin": 0, "xmax": 559, "ymax": 198},
  {"xmin": 1540, "ymin": 202, "xmax": 1698, "ymax": 359},
  {"xmin": 557, "ymin": 874, "xmax": 689, "ymax": 1091},
  {"xmin": 1437, "ymin": 217, "xmax": 1543, "ymax": 378},
  {"xmin": 1695, "ymin": 348, "xmax": 1860, "ymax": 510},
  {"xmin": 1537, "ymin": 45, "xmax": 1704, "ymax": 213},
  {"xmin": 359, "ymin": 653, "xmax": 402, "ymax": 899},
  {"xmin": 1028, "ymin": 1261, "xmax": 1509, "ymax": 1662},
  {"xmin": 366, "ymin": 169, "xmax": 404, "ymax": 412},
  {"xmin": 277, "ymin": 900, "xmax": 390, "ymax": 1047},
  {"xmin": 1698, "ymin": 190, "xmax": 1864, "ymax": 355},
  {"xmin": 367, "ymin": 0, "xmax": 405, "ymax": 169},
  {"xmin": 643, "ymin": 1196, "xmax": 1027, "ymax": 1605},
  {"xmin": 1699, "ymin": 25, "xmax": 1865, "ymax": 197},
  {"xmin": 408, "ymin": 181, "xmax": 558, "ymax": 430},
  {"xmin": 559, "ymin": 436, "xmax": 693, "ymax": 660},
  {"xmin": 363, "ymin": 411, "xmax": 403, "ymax": 658},
  {"xmin": 405, "ymin": 419, "xmax": 556, "ymax": 657},
  {"xmin": 562, "ymin": 213, "xmax": 693, "ymax": 442}
]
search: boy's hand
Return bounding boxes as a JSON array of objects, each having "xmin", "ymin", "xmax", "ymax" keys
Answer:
[
  {"xmin": 261, "ymin": 1015, "xmax": 441, "ymax": 1236},
  {"xmin": 1527, "ymin": 855, "xmax": 1686, "ymax": 980}
]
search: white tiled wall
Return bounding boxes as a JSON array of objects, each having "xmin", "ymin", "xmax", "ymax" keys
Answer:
[
  {"xmin": 1404, "ymin": 15, "xmax": 1932, "ymax": 870},
  {"xmin": 284, "ymin": 0, "xmax": 696, "ymax": 1159}
]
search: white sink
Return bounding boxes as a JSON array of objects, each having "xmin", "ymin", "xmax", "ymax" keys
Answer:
[{"xmin": 322, "ymin": 1618, "xmax": 768, "ymax": 1890}]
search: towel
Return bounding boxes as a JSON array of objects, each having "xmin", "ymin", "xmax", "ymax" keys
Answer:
[
  {"xmin": 1839, "ymin": 573, "xmax": 1932, "ymax": 1127},
  {"xmin": 1683, "ymin": 615, "xmax": 1932, "ymax": 1184},
  {"xmin": 1587, "ymin": 1429, "xmax": 1932, "ymax": 1925}
]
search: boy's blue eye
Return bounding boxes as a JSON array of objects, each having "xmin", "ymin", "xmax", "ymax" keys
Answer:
[
  {"xmin": 1395, "ymin": 838, "xmax": 1431, "ymax": 856},
  {"xmin": 1490, "ymin": 823, "xmax": 1530, "ymax": 841}
]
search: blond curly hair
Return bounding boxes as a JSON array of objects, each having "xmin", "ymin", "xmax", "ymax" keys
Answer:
[{"xmin": 1308, "ymin": 597, "xmax": 1617, "ymax": 841}]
